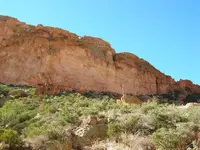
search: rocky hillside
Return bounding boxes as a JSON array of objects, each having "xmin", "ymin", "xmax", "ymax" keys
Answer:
[
  {"xmin": 0, "ymin": 15, "xmax": 200, "ymax": 95},
  {"xmin": 0, "ymin": 84, "xmax": 200, "ymax": 150}
]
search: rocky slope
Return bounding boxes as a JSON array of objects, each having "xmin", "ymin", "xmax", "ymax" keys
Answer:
[{"xmin": 0, "ymin": 15, "xmax": 200, "ymax": 95}]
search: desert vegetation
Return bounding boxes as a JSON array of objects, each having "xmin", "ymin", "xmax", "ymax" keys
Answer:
[{"xmin": 0, "ymin": 84, "xmax": 200, "ymax": 150}]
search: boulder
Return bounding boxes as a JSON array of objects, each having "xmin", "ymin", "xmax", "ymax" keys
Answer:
[
  {"xmin": 86, "ymin": 116, "xmax": 98, "ymax": 125},
  {"xmin": 116, "ymin": 99, "xmax": 122, "ymax": 104},
  {"xmin": 139, "ymin": 95, "xmax": 152, "ymax": 102},
  {"xmin": 121, "ymin": 94, "xmax": 142, "ymax": 105},
  {"xmin": 74, "ymin": 124, "xmax": 108, "ymax": 146},
  {"xmin": 8, "ymin": 89, "xmax": 28, "ymax": 98},
  {"xmin": 74, "ymin": 116, "xmax": 108, "ymax": 147}
]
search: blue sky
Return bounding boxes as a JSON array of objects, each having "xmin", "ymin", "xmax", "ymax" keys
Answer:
[{"xmin": 1, "ymin": 0, "xmax": 200, "ymax": 84}]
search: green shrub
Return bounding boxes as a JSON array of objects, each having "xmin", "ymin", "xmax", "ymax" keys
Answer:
[
  {"xmin": 26, "ymin": 102, "xmax": 38, "ymax": 110},
  {"xmin": 0, "ymin": 101, "xmax": 21, "ymax": 126},
  {"xmin": 59, "ymin": 113, "xmax": 78, "ymax": 124},
  {"xmin": 47, "ymin": 128, "xmax": 65, "ymax": 141},
  {"xmin": 141, "ymin": 98, "xmax": 158, "ymax": 114},
  {"xmin": 182, "ymin": 107, "xmax": 200, "ymax": 124},
  {"xmin": 13, "ymin": 122, "xmax": 28, "ymax": 133},
  {"xmin": 152, "ymin": 123, "xmax": 200, "ymax": 150},
  {"xmin": 49, "ymin": 105, "xmax": 58, "ymax": 114},
  {"xmin": 0, "ymin": 84, "xmax": 11, "ymax": 95},
  {"xmin": 0, "ymin": 129, "xmax": 23, "ymax": 147},
  {"xmin": 150, "ymin": 106, "xmax": 184, "ymax": 130},
  {"xmin": 1, "ymin": 83, "xmax": 200, "ymax": 149},
  {"xmin": 17, "ymin": 112, "xmax": 35, "ymax": 123},
  {"xmin": 135, "ymin": 114, "xmax": 155, "ymax": 135},
  {"xmin": 107, "ymin": 123, "xmax": 121, "ymax": 137},
  {"xmin": 23, "ymin": 126, "xmax": 43, "ymax": 137},
  {"xmin": 153, "ymin": 127, "xmax": 185, "ymax": 150},
  {"xmin": 120, "ymin": 116, "xmax": 138, "ymax": 133}
]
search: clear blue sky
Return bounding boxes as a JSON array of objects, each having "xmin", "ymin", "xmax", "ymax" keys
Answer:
[{"xmin": 1, "ymin": 0, "xmax": 200, "ymax": 84}]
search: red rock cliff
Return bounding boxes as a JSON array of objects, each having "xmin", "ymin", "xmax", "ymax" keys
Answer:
[{"xmin": 0, "ymin": 15, "xmax": 200, "ymax": 95}]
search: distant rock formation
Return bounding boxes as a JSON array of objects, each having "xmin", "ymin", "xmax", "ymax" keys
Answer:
[{"xmin": 0, "ymin": 15, "xmax": 200, "ymax": 95}]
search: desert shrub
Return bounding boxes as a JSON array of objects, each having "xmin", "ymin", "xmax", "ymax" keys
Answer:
[
  {"xmin": 23, "ymin": 119, "xmax": 60, "ymax": 138},
  {"xmin": 0, "ymin": 84, "xmax": 34, "ymax": 97},
  {"xmin": 117, "ymin": 103, "xmax": 139, "ymax": 114},
  {"xmin": 0, "ymin": 84, "xmax": 11, "ymax": 95},
  {"xmin": 153, "ymin": 127, "xmax": 184, "ymax": 150},
  {"xmin": 47, "ymin": 127, "xmax": 66, "ymax": 141},
  {"xmin": 26, "ymin": 102, "xmax": 38, "ymax": 110},
  {"xmin": 107, "ymin": 123, "xmax": 121, "ymax": 137},
  {"xmin": 182, "ymin": 107, "xmax": 200, "ymax": 124},
  {"xmin": 13, "ymin": 122, "xmax": 28, "ymax": 134},
  {"xmin": 48, "ymin": 105, "xmax": 58, "ymax": 114},
  {"xmin": 0, "ymin": 100, "xmax": 37, "ymax": 134},
  {"xmin": 10, "ymin": 111, "xmax": 37, "ymax": 133},
  {"xmin": 0, "ymin": 100, "xmax": 24, "ymax": 126},
  {"xmin": 86, "ymin": 133, "xmax": 155, "ymax": 150},
  {"xmin": 0, "ymin": 129, "xmax": 23, "ymax": 147},
  {"xmin": 23, "ymin": 126, "xmax": 43, "ymax": 137},
  {"xmin": 150, "ymin": 106, "xmax": 185, "ymax": 130},
  {"xmin": 120, "ymin": 115, "xmax": 139, "ymax": 133},
  {"xmin": 17, "ymin": 111, "xmax": 36, "ymax": 123},
  {"xmin": 135, "ymin": 114, "xmax": 155, "ymax": 135},
  {"xmin": 152, "ymin": 123, "xmax": 200, "ymax": 150},
  {"xmin": 1, "ymin": 83, "xmax": 200, "ymax": 149},
  {"xmin": 26, "ymin": 87, "xmax": 36, "ymax": 95},
  {"xmin": 117, "ymin": 113, "xmax": 155, "ymax": 136},
  {"xmin": 80, "ymin": 106, "xmax": 99, "ymax": 116},
  {"xmin": 59, "ymin": 111, "xmax": 78, "ymax": 124},
  {"xmin": 141, "ymin": 98, "xmax": 158, "ymax": 113}
]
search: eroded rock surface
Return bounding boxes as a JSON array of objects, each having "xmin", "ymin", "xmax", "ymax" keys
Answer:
[{"xmin": 0, "ymin": 16, "xmax": 200, "ymax": 95}]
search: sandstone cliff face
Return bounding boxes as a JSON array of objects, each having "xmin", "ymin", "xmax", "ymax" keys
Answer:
[{"xmin": 0, "ymin": 15, "xmax": 200, "ymax": 95}]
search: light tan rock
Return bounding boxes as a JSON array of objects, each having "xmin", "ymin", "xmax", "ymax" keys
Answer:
[
  {"xmin": 86, "ymin": 116, "xmax": 98, "ymax": 125},
  {"xmin": 116, "ymin": 99, "xmax": 122, "ymax": 104},
  {"xmin": 121, "ymin": 94, "xmax": 142, "ymax": 105},
  {"xmin": 74, "ymin": 124, "xmax": 108, "ymax": 146},
  {"xmin": 97, "ymin": 118, "xmax": 107, "ymax": 124},
  {"xmin": 186, "ymin": 102, "xmax": 200, "ymax": 107},
  {"xmin": 177, "ymin": 102, "xmax": 200, "ymax": 109},
  {"xmin": 0, "ymin": 142, "xmax": 9, "ymax": 150},
  {"xmin": 8, "ymin": 89, "xmax": 28, "ymax": 98},
  {"xmin": 139, "ymin": 95, "xmax": 152, "ymax": 102}
]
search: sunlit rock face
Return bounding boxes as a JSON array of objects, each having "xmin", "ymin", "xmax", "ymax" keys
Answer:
[{"xmin": 0, "ymin": 16, "xmax": 200, "ymax": 95}]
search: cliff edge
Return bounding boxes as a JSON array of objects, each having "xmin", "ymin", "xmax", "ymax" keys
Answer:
[{"xmin": 0, "ymin": 15, "xmax": 200, "ymax": 95}]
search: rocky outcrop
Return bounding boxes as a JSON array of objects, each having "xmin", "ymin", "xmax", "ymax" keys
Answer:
[
  {"xmin": 8, "ymin": 89, "xmax": 28, "ymax": 98},
  {"xmin": 74, "ymin": 116, "xmax": 108, "ymax": 147},
  {"xmin": 0, "ymin": 15, "xmax": 200, "ymax": 95},
  {"xmin": 176, "ymin": 80, "xmax": 200, "ymax": 93},
  {"xmin": 121, "ymin": 94, "xmax": 142, "ymax": 104}
]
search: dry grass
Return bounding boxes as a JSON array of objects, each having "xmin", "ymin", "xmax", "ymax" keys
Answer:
[{"xmin": 85, "ymin": 133, "xmax": 155, "ymax": 150}]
